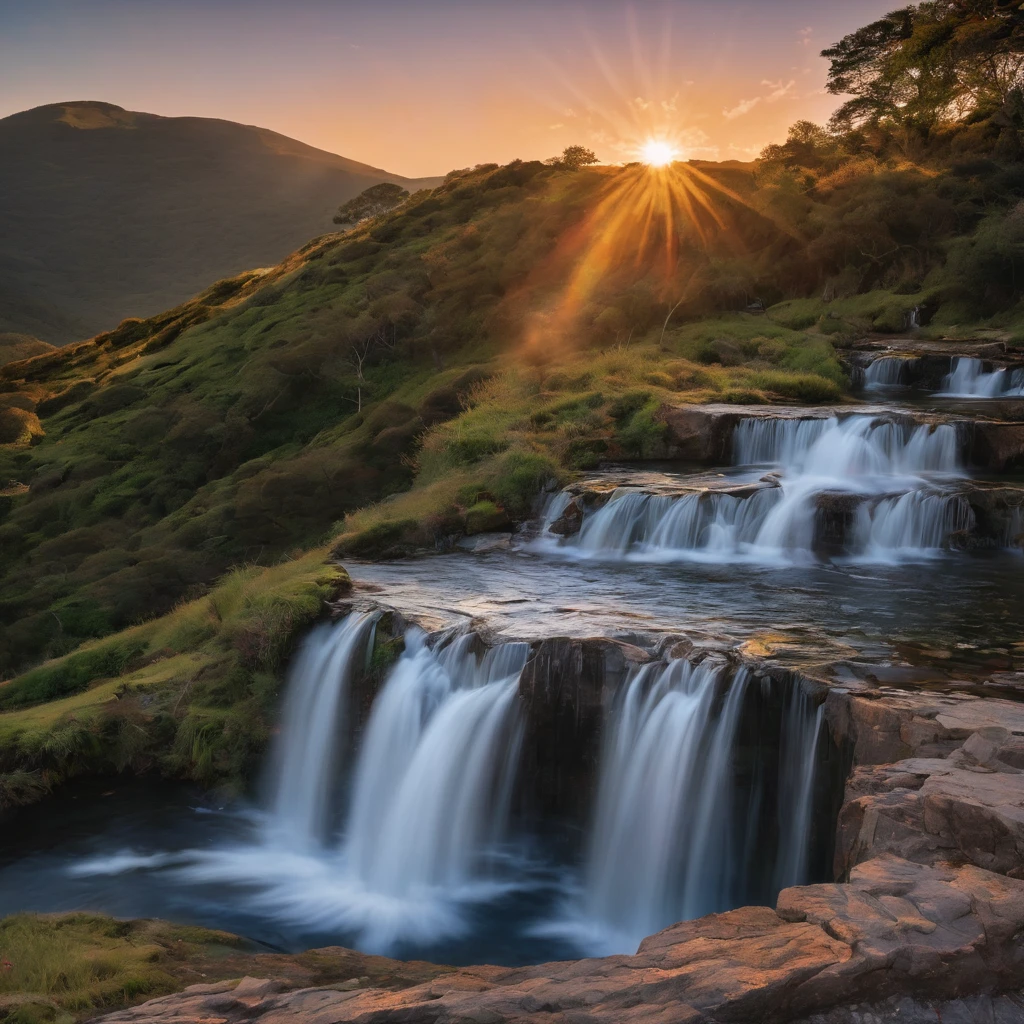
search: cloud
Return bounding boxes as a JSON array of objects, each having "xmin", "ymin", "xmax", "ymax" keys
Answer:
[
  {"xmin": 548, "ymin": 123, "xmax": 564, "ymax": 130},
  {"xmin": 798, "ymin": 26, "xmax": 814, "ymax": 47},
  {"xmin": 723, "ymin": 96, "xmax": 762, "ymax": 120},
  {"xmin": 722, "ymin": 79, "xmax": 796, "ymax": 120}
]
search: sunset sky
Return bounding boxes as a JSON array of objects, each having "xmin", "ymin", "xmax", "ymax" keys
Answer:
[{"xmin": 1, "ymin": 0, "xmax": 897, "ymax": 177}]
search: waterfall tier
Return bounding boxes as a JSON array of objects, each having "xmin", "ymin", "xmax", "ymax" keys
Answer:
[
  {"xmin": 941, "ymin": 357, "xmax": 1024, "ymax": 398},
  {"xmin": 863, "ymin": 355, "xmax": 918, "ymax": 388},
  {"xmin": 266, "ymin": 613, "xmax": 378, "ymax": 848},
  {"xmin": 342, "ymin": 632, "xmax": 528, "ymax": 897},
  {"xmin": 548, "ymin": 413, "xmax": 981, "ymax": 563},
  {"xmin": 578, "ymin": 659, "xmax": 822, "ymax": 952}
]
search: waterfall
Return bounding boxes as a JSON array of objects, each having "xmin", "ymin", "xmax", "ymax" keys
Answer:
[
  {"xmin": 341, "ymin": 632, "xmax": 528, "ymax": 897},
  {"xmin": 563, "ymin": 414, "xmax": 967, "ymax": 563},
  {"xmin": 732, "ymin": 415, "xmax": 962, "ymax": 476},
  {"xmin": 853, "ymin": 491, "xmax": 973, "ymax": 559},
  {"xmin": 183, "ymin": 624, "xmax": 531, "ymax": 954},
  {"xmin": 773, "ymin": 687, "xmax": 824, "ymax": 891},
  {"xmin": 863, "ymin": 355, "xmax": 917, "ymax": 388},
  {"xmin": 265, "ymin": 613, "xmax": 378, "ymax": 848},
  {"xmin": 580, "ymin": 661, "xmax": 821, "ymax": 953},
  {"xmin": 941, "ymin": 357, "xmax": 1024, "ymax": 397}
]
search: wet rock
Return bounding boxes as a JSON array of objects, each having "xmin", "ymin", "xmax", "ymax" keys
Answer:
[
  {"xmin": 970, "ymin": 420, "xmax": 1024, "ymax": 472},
  {"xmin": 516, "ymin": 638, "xmax": 647, "ymax": 821},
  {"xmin": 547, "ymin": 497, "xmax": 584, "ymax": 537},
  {"xmin": 813, "ymin": 492, "xmax": 865, "ymax": 557}
]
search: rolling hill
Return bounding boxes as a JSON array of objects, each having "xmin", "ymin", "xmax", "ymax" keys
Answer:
[{"xmin": 0, "ymin": 100, "xmax": 441, "ymax": 344}]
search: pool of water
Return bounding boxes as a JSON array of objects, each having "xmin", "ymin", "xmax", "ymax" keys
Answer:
[{"xmin": 0, "ymin": 779, "xmax": 583, "ymax": 965}]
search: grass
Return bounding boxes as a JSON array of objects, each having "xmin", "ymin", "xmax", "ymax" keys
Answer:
[
  {"xmin": 0, "ymin": 912, "xmax": 451, "ymax": 1023},
  {"xmin": 0, "ymin": 552, "xmax": 347, "ymax": 807},
  {"xmin": 0, "ymin": 914, "xmax": 247, "ymax": 1023}
]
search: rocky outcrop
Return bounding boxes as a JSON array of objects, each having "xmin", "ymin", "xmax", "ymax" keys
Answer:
[
  {"xmin": 836, "ymin": 739, "xmax": 1024, "ymax": 880},
  {"xmin": 95, "ymin": 856, "xmax": 1024, "ymax": 1024}
]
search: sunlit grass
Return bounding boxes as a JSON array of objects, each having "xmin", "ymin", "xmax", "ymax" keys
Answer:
[{"xmin": 0, "ymin": 913, "xmax": 246, "ymax": 1021}]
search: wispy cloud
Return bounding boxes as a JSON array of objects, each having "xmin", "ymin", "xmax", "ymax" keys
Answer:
[
  {"xmin": 722, "ymin": 78, "xmax": 796, "ymax": 120},
  {"xmin": 798, "ymin": 26, "xmax": 814, "ymax": 47}
]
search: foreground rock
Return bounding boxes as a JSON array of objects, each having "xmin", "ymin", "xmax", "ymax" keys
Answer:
[{"xmin": 96, "ymin": 855, "xmax": 1024, "ymax": 1024}]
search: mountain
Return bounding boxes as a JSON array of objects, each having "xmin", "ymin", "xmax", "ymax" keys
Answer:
[{"xmin": 0, "ymin": 100, "xmax": 441, "ymax": 343}]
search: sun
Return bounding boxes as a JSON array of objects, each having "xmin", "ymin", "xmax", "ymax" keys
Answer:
[{"xmin": 640, "ymin": 139, "xmax": 677, "ymax": 167}]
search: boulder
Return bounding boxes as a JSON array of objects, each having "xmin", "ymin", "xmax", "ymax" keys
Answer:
[{"xmin": 836, "ymin": 755, "xmax": 1024, "ymax": 878}]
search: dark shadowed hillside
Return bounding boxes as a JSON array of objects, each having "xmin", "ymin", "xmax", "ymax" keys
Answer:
[{"xmin": 0, "ymin": 101, "xmax": 441, "ymax": 343}]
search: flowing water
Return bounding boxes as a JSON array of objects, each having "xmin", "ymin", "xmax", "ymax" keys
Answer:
[
  {"xmin": 941, "ymin": 357, "xmax": 1024, "ymax": 398},
  {"xmin": 863, "ymin": 355, "xmax": 918, "ymax": 388},
  {"xmin": 550, "ymin": 413, "xmax": 976, "ymax": 563},
  {"xmin": 569, "ymin": 663, "xmax": 822, "ymax": 952}
]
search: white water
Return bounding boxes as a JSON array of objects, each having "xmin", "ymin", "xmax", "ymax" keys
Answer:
[
  {"xmin": 864, "ymin": 355, "xmax": 917, "ymax": 388},
  {"xmin": 940, "ymin": 357, "xmax": 1024, "ymax": 398},
  {"xmin": 265, "ymin": 613, "xmax": 378, "ymax": 848},
  {"xmin": 176, "ymin": 623, "xmax": 531, "ymax": 952},
  {"xmin": 342, "ymin": 632, "xmax": 528, "ymax": 897},
  {"xmin": 563, "ymin": 415, "xmax": 968, "ymax": 563},
  {"xmin": 573, "ymin": 660, "xmax": 820, "ymax": 953}
]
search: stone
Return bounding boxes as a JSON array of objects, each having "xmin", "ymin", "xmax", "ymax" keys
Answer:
[{"xmin": 836, "ymin": 757, "xmax": 1024, "ymax": 877}]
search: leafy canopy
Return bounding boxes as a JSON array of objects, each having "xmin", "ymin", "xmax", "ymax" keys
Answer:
[{"xmin": 823, "ymin": 1, "xmax": 1024, "ymax": 145}]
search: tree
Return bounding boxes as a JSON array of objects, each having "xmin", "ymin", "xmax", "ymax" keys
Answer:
[
  {"xmin": 333, "ymin": 182, "xmax": 410, "ymax": 228},
  {"xmin": 822, "ymin": 1, "xmax": 1024, "ymax": 138},
  {"xmin": 558, "ymin": 145, "xmax": 599, "ymax": 171}
]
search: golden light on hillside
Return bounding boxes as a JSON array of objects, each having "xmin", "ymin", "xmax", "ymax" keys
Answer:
[
  {"xmin": 518, "ymin": 158, "xmax": 758, "ymax": 359},
  {"xmin": 639, "ymin": 139, "xmax": 677, "ymax": 167}
]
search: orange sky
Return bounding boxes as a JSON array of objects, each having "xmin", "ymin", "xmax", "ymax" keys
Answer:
[{"xmin": 1, "ymin": 1, "xmax": 897, "ymax": 177}]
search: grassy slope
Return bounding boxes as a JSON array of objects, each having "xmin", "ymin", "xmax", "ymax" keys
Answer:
[
  {"xmin": 0, "ymin": 912, "xmax": 448, "ymax": 1024},
  {"xmin": 3, "ymin": 150, "xmax": 1023, "ymax": 806}
]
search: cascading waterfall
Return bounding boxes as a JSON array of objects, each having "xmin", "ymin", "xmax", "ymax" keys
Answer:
[
  {"xmin": 265, "ymin": 612, "xmax": 378, "ymax": 848},
  {"xmin": 773, "ymin": 687, "xmax": 825, "ymax": 891},
  {"xmin": 341, "ymin": 632, "xmax": 528, "ymax": 898},
  {"xmin": 732, "ymin": 415, "xmax": 962, "ymax": 475},
  {"xmin": 564, "ymin": 415, "xmax": 969, "ymax": 563},
  {"xmin": 863, "ymin": 355, "xmax": 918, "ymax": 388},
  {"xmin": 854, "ymin": 490, "xmax": 973, "ymax": 558},
  {"xmin": 180, "ymin": 619, "xmax": 531, "ymax": 953},
  {"xmin": 580, "ymin": 659, "xmax": 821, "ymax": 953},
  {"xmin": 941, "ymin": 357, "xmax": 1024, "ymax": 397}
]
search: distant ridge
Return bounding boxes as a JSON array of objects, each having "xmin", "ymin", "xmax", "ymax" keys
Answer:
[{"xmin": 0, "ymin": 101, "xmax": 442, "ymax": 343}]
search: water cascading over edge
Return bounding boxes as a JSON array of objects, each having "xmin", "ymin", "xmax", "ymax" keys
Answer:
[
  {"xmin": 265, "ymin": 612, "xmax": 378, "ymax": 848},
  {"xmin": 863, "ymin": 355, "xmax": 918, "ymax": 388},
  {"xmin": 579, "ymin": 659, "xmax": 823, "ymax": 953},
  {"xmin": 559, "ymin": 414, "xmax": 972, "ymax": 563},
  {"xmin": 940, "ymin": 357, "xmax": 1024, "ymax": 398},
  {"xmin": 342, "ymin": 631, "xmax": 528, "ymax": 900}
]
